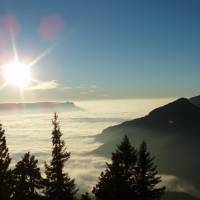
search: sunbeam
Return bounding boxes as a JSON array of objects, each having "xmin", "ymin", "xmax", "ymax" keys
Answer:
[{"xmin": 28, "ymin": 43, "xmax": 57, "ymax": 68}]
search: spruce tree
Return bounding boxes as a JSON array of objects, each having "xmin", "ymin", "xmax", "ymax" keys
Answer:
[
  {"xmin": 135, "ymin": 141, "xmax": 165, "ymax": 200},
  {"xmin": 12, "ymin": 152, "xmax": 43, "ymax": 200},
  {"xmin": 0, "ymin": 123, "xmax": 12, "ymax": 200},
  {"xmin": 45, "ymin": 113, "xmax": 77, "ymax": 200},
  {"xmin": 93, "ymin": 135, "xmax": 137, "ymax": 200}
]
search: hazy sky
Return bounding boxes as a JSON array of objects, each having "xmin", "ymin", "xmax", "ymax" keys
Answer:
[{"xmin": 0, "ymin": 0, "xmax": 200, "ymax": 101}]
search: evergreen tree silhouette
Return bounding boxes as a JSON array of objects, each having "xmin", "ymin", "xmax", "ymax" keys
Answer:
[
  {"xmin": 80, "ymin": 192, "xmax": 91, "ymax": 200},
  {"xmin": 93, "ymin": 135, "xmax": 137, "ymax": 200},
  {"xmin": 45, "ymin": 113, "xmax": 77, "ymax": 200},
  {"xmin": 12, "ymin": 152, "xmax": 43, "ymax": 200},
  {"xmin": 0, "ymin": 123, "xmax": 12, "ymax": 200},
  {"xmin": 135, "ymin": 141, "xmax": 165, "ymax": 200}
]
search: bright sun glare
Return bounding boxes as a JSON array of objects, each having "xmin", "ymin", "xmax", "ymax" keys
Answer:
[{"xmin": 3, "ymin": 61, "xmax": 31, "ymax": 88}]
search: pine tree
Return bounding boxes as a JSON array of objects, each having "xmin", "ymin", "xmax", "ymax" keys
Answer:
[
  {"xmin": 80, "ymin": 192, "xmax": 91, "ymax": 200},
  {"xmin": 0, "ymin": 123, "xmax": 12, "ymax": 200},
  {"xmin": 135, "ymin": 141, "xmax": 165, "ymax": 200},
  {"xmin": 12, "ymin": 152, "xmax": 43, "ymax": 200},
  {"xmin": 45, "ymin": 113, "xmax": 77, "ymax": 200},
  {"xmin": 93, "ymin": 135, "xmax": 137, "ymax": 200}
]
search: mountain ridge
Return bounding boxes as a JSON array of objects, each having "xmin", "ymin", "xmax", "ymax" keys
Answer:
[
  {"xmin": 0, "ymin": 101, "xmax": 82, "ymax": 111},
  {"xmin": 96, "ymin": 97, "xmax": 200, "ymax": 142},
  {"xmin": 93, "ymin": 97, "xmax": 200, "ymax": 196}
]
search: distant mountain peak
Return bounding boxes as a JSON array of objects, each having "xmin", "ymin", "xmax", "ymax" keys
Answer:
[{"xmin": 0, "ymin": 101, "xmax": 82, "ymax": 112}]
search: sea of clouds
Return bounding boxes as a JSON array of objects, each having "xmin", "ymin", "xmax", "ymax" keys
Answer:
[{"xmin": 0, "ymin": 98, "xmax": 198, "ymax": 196}]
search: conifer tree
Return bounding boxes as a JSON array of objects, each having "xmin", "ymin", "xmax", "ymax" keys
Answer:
[
  {"xmin": 93, "ymin": 135, "xmax": 137, "ymax": 200},
  {"xmin": 0, "ymin": 123, "xmax": 12, "ymax": 200},
  {"xmin": 12, "ymin": 152, "xmax": 43, "ymax": 200},
  {"xmin": 135, "ymin": 141, "xmax": 165, "ymax": 200},
  {"xmin": 45, "ymin": 113, "xmax": 77, "ymax": 200}
]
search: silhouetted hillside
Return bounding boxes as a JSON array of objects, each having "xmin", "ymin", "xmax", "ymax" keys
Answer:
[
  {"xmin": 93, "ymin": 98, "xmax": 200, "ymax": 196},
  {"xmin": 147, "ymin": 98, "xmax": 200, "ymax": 129},
  {"xmin": 139, "ymin": 97, "xmax": 200, "ymax": 131}
]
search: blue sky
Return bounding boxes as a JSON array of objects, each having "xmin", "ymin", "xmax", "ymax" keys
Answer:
[{"xmin": 0, "ymin": 0, "xmax": 200, "ymax": 101}]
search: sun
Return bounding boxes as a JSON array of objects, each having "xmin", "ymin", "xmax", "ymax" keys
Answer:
[
  {"xmin": 0, "ymin": 43, "xmax": 55, "ymax": 94},
  {"xmin": 3, "ymin": 61, "xmax": 31, "ymax": 88}
]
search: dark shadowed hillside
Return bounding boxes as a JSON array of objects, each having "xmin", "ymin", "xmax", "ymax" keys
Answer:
[
  {"xmin": 93, "ymin": 98, "xmax": 200, "ymax": 196},
  {"xmin": 163, "ymin": 192, "xmax": 200, "ymax": 200}
]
